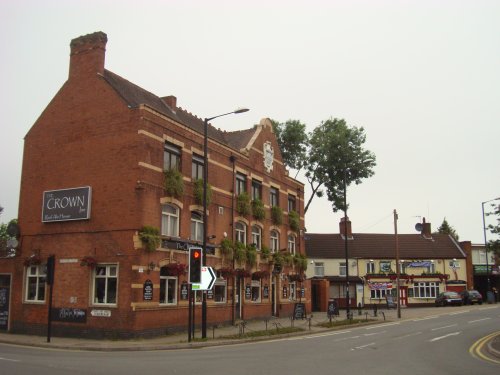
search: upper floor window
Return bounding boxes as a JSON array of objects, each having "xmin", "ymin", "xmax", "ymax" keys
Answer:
[
  {"xmin": 161, "ymin": 204, "xmax": 179, "ymax": 237},
  {"xmin": 287, "ymin": 235, "xmax": 296, "ymax": 255},
  {"xmin": 25, "ymin": 265, "xmax": 46, "ymax": 302},
  {"xmin": 314, "ymin": 262, "xmax": 324, "ymax": 277},
  {"xmin": 235, "ymin": 221, "xmax": 247, "ymax": 244},
  {"xmin": 252, "ymin": 179, "xmax": 262, "ymax": 201},
  {"xmin": 236, "ymin": 173, "xmax": 247, "ymax": 195},
  {"xmin": 339, "ymin": 262, "xmax": 347, "ymax": 276},
  {"xmin": 270, "ymin": 230, "xmax": 279, "ymax": 252},
  {"xmin": 191, "ymin": 154, "xmax": 204, "ymax": 180},
  {"xmin": 270, "ymin": 187, "xmax": 279, "ymax": 207},
  {"xmin": 164, "ymin": 142, "xmax": 181, "ymax": 171},
  {"xmin": 366, "ymin": 261, "xmax": 375, "ymax": 274},
  {"xmin": 93, "ymin": 265, "xmax": 118, "ymax": 305},
  {"xmin": 288, "ymin": 195, "xmax": 296, "ymax": 212},
  {"xmin": 251, "ymin": 225, "xmax": 262, "ymax": 250},
  {"xmin": 190, "ymin": 212, "xmax": 204, "ymax": 242}
]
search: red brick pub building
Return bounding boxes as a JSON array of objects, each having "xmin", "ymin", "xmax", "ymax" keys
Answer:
[{"xmin": 0, "ymin": 32, "xmax": 308, "ymax": 339}]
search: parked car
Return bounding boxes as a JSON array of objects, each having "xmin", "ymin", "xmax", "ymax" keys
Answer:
[
  {"xmin": 435, "ymin": 291, "xmax": 463, "ymax": 307},
  {"xmin": 459, "ymin": 290, "xmax": 483, "ymax": 305}
]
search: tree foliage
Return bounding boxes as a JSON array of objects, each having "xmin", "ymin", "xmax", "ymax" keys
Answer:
[
  {"xmin": 272, "ymin": 119, "xmax": 309, "ymax": 175},
  {"xmin": 435, "ymin": 217, "xmax": 459, "ymax": 241},
  {"xmin": 273, "ymin": 118, "xmax": 376, "ymax": 213},
  {"xmin": 487, "ymin": 203, "xmax": 500, "ymax": 255}
]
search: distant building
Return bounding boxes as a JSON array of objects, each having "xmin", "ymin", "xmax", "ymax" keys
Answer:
[
  {"xmin": 467, "ymin": 243, "xmax": 499, "ymax": 297},
  {"xmin": 305, "ymin": 218, "xmax": 470, "ymax": 311},
  {"xmin": 0, "ymin": 32, "xmax": 307, "ymax": 338}
]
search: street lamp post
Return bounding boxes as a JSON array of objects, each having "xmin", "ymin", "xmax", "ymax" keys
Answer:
[
  {"xmin": 201, "ymin": 108, "xmax": 249, "ymax": 339},
  {"xmin": 343, "ymin": 168, "xmax": 350, "ymax": 320},
  {"xmin": 482, "ymin": 197, "xmax": 500, "ymax": 295}
]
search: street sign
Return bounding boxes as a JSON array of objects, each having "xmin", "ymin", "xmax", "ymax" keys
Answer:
[{"xmin": 191, "ymin": 267, "xmax": 216, "ymax": 291}]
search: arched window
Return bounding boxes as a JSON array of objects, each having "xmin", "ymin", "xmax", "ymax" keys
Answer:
[
  {"xmin": 287, "ymin": 235, "xmax": 296, "ymax": 255},
  {"xmin": 270, "ymin": 230, "xmax": 279, "ymax": 253},
  {"xmin": 190, "ymin": 212, "xmax": 204, "ymax": 242},
  {"xmin": 235, "ymin": 222, "xmax": 247, "ymax": 245},
  {"xmin": 251, "ymin": 225, "xmax": 262, "ymax": 250},
  {"xmin": 161, "ymin": 204, "xmax": 179, "ymax": 237}
]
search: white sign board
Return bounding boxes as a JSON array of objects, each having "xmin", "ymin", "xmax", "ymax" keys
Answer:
[{"xmin": 191, "ymin": 267, "xmax": 216, "ymax": 291}]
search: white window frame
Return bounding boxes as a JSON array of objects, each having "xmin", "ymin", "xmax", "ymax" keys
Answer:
[
  {"xmin": 314, "ymin": 262, "xmax": 324, "ymax": 277},
  {"xmin": 251, "ymin": 279, "xmax": 261, "ymax": 302},
  {"xmin": 235, "ymin": 222, "xmax": 247, "ymax": 245},
  {"xmin": 161, "ymin": 204, "xmax": 179, "ymax": 237},
  {"xmin": 270, "ymin": 230, "xmax": 279, "ymax": 253},
  {"xmin": 159, "ymin": 274, "xmax": 177, "ymax": 305},
  {"xmin": 289, "ymin": 281, "xmax": 297, "ymax": 301},
  {"xmin": 413, "ymin": 282, "xmax": 439, "ymax": 298},
  {"xmin": 370, "ymin": 288, "xmax": 387, "ymax": 299},
  {"xmin": 190, "ymin": 212, "xmax": 204, "ymax": 242},
  {"xmin": 93, "ymin": 264, "xmax": 118, "ymax": 306},
  {"xmin": 25, "ymin": 265, "xmax": 46, "ymax": 302},
  {"xmin": 251, "ymin": 225, "xmax": 262, "ymax": 250},
  {"xmin": 366, "ymin": 261, "xmax": 375, "ymax": 274},
  {"xmin": 214, "ymin": 279, "xmax": 227, "ymax": 303},
  {"xmin": 287, "ymin": 235, "xmax": 296, "ymax": 255},
  {"xmin": 339, "ymin": 262, "xmax": 347, "ymax": 276}
]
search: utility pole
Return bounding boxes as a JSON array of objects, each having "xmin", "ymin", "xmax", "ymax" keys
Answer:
[{"xmin": 394, "ymin": 210, "xmax": 401, "ymax": 319}]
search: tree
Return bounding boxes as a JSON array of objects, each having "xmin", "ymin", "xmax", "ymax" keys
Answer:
[
  {"xmin": 273, "ymin": 118, "xmax": 376, "ymax": 213},
  {"xmin": 487, "ymin": 203, "xmax": 500, "ymax": 255},
  {"xmin": 435, "ymin": 218, "xmax": 459, "ymax": 241},
  {"xmin": 305, "ymin": 118, "xmax": 376, "ymax": 213}
]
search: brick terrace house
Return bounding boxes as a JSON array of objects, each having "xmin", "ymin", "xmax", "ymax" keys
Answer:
[
  {"xmin": 0, "ymin": 32, "xmax": 307, "ymax": 338},
  {"xmin": 305, "ymin": 218, "xmax": 470, "ymax": 311}
]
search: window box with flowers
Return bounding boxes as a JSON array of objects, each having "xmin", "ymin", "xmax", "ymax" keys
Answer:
[
  {"xmin": 193, "ymin": 179, "xmax": 212, "ymax": 206},
  {"xmin": 288, "ymin": 273, "xmax": 305, "ymax": 282},
  {"xmin": 288, "ymin": 210, "xmax": 300, "ymax": 232},
  {"xmin": 271, "ymin": 206, "xmax": 283, "ymax": 225},
  {"xmin": 164, "ymin": 169, "xmax": 184, "ymax": 199},
  {"xmin": 80, "ymin": 256, "xmax": 97, "ymax": 268},
  {"xmin": 139, "ymin": 226, "xmax": 161, "ymax": 252},
  {"xmin": 237, "ymin": 192, "xmax": 251, "ymax": 216},
  {"xmin": 235, "ymin": 268, "xmax": 251, "ymax": 278},
  {"xmin": 251, "ymin": 199, "xmax": 265, "ymax": 221}
]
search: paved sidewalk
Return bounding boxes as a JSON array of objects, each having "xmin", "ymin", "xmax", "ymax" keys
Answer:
[{"xmin": 0, "ymin": 305, "xmax": 498, "ymax": 355}]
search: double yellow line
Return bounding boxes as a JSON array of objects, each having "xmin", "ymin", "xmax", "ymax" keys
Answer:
[{"xmin": 469, "ymin": 331, "xmax": 500, "ymax": 364}]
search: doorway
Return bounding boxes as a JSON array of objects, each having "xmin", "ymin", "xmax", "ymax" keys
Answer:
[{"xmin": 0, "ymin": 274, "xmax": 11, "ymax": 331}]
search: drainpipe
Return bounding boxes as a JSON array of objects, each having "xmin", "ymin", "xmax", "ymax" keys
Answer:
[{"xmin": 230, "ymin": 155, "xmax": 236, "ymax": 324}]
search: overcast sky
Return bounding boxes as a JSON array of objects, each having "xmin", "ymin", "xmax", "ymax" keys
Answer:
[{"xmin": 1, "ymin": 0, "xmax": 499, "ymax": 244}]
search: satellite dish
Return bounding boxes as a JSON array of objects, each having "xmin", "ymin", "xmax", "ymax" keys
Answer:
[{"xmin": 415, "ymin": 223, "xmax": 423, "ymax": 232}]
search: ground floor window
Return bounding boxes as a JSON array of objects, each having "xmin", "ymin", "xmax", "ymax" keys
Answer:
[
  {"xmin": 412, "ymin": 282, "xmax": 439, "ymax": 298},
  {"xmin": 370, "ymin": 288, "xmax": 388, "ymax": 299},
  {"xmin": 159, "ymin": 274, "xmax": 177, "ymax": 305},
  {"xmin": 93, "ymin": 265, "xmax": 118, "ymax": 305},
  {"xmin": 25, "ymin": 265, "xmax": 46, "ymax": 302},
  {"xmin": 214, "ymin": 279, "xmax": 227, "ymax": 303},
  {"xmin": 251, "ymin": 280, "xmax": 261, "ymax": 302},
  {"xmin": 289, "ymin": 282, "xmax": 296, "ymax": 301}
]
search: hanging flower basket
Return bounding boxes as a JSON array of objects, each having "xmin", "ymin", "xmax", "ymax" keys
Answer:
[
  {"xmin": 165, "ymin": 263, "xmax": 187, "ymax": 276},
  {"xmin": 24, "ymin": 255, "xmax": 42, "ymax": 267},
  {"xmin": 235, "ymin": 268, "xmax": 251, "ymax": 278},
  {"xmin": 219, "ymin": 267, "xmax": 236, "ymax": 278},
  {"xmin": 80, "ymin": 256, "xmax": 97, "ymax": 268},
  {"xmin": 252, "ymin": 270, "xmax": 268, "ymax": 280},
  {"xmin": 288, "ymin": 273, "xmax": 305, "ymax": 282}
]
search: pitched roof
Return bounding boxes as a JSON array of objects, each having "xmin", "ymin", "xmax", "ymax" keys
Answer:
[
  {"xmin": 305, "ymin": 233, "xmax": 466, "ymax": 260},
  {"xmin": 101, "ymin": 70, "xmax": 255, "ymax": 152}
]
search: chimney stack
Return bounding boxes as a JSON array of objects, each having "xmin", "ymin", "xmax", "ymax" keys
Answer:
[
  {"xmin": 162, "ymin": 95, "xmax": 177, "ymax": 111},
  {"xmin": 339, "ymin": 217, "xmax": 353, "ymax": 238},
  {"xmin": 421, "ymin": 217, "xmax": 432, "ymax": 239},
  {"xmin": 69, "ymin": 31, "xmax": 107, "ymax": 79}
]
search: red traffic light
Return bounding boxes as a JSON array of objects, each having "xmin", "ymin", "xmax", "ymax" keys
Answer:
[{"xmin": 193, "ymin": 250, "xmax": 200, "ymax": 259}]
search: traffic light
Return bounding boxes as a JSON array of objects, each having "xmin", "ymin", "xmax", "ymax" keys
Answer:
[
  {"xmin": 46, "ymin": 255, "xmax": 55, "ymax": 285},
  {"xmin": 189, "ymin": 247, "xmax": 202, "ymax": 283}
]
